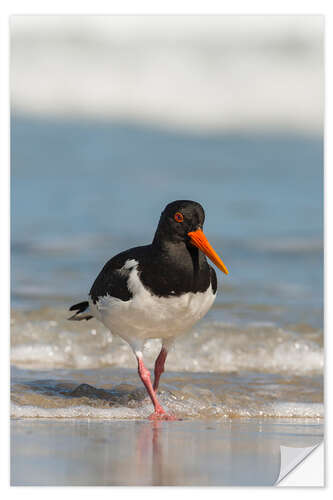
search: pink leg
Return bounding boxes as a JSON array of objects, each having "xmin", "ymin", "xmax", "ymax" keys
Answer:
[
  {"xmin": 153, "ymin": 347, "xmax": 168, "ymax": 392},
  {"xmin": 137, "ymin": 356, "xmax": 175, "ymax": 421}
]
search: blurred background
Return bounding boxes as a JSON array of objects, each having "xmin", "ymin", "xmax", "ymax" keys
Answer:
[{"xmin": 11, "ymin": 15, "xmax": 323, "ymax": 329}]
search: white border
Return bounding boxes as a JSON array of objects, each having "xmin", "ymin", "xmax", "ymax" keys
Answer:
[{"xmin": 2, "ymin": 0, "xmax": 330, "ymax": 497}]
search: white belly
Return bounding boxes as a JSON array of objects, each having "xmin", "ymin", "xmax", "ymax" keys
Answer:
[{"xmin": 89, "ymin": 259, "xmax": 216, "ymax": 349}]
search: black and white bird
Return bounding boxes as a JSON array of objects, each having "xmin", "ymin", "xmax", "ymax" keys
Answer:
[{"xmin": 69, "ymin": 200, "xmax": 229, "ymax": 420}]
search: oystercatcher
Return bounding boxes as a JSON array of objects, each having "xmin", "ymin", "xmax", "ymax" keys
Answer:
[{"xmin": 69, "ymin": 200, "xmax": 228, "ymax": 420}]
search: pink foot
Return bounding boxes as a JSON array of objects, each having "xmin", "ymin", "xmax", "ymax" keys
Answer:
[
  {"xmin": 136, "ymin": 356, "xmax": 177, "ymax": 421},
  {"xmin": 148, "ymin": 411, "xmax": 176, "ymax": 421}
]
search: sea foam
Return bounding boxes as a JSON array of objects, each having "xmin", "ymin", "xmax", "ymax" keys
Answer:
[{"xmin": 11, "ymin": 308, "xmax": 323, "ymax": 375}]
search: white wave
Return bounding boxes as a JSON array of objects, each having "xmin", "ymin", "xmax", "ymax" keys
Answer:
[
  {"xmin": 11, "ymin": 16, "xmax": 323, "ymax": 133},
  {"xmin": 11, "ymin": 402, "xmax": 148, "ymax": 419},
  {"xmin": 11, "ymin": 399, "xmax": 323, "ymax": 420},
  {"xmin": 11, "ymin": 309, "xmax": 324, "ymax": 375},
  {"xmin": 267, "ymin": 402, "xmax": 324, "ymax": 419}
]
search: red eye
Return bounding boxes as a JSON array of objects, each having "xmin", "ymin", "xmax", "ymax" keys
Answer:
[{"xmin": 174, "ymin": 212, "xmax": 184, "ymax": 223}]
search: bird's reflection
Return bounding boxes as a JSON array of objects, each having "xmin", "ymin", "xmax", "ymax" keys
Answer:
[
  {"xmin": 136, "ymin": 420, "xmax": 165, "ymax": 485},
  {"xmin": 99, "ymin": 419, "xmax": 323, "ymax": 486}
]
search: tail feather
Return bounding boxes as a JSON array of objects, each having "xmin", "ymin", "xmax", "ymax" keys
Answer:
[{"xmin": 68, "ymin": 301, "xmax": 93, "ymax": 321}]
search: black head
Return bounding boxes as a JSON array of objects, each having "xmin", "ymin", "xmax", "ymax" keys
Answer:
[
  {"xmin": 153, "ymin": 199, "xmax": 229, "ymax": 275},
  {"xmin": 153, "ymin": 200, "xmax": 205, "ymax": 245}
]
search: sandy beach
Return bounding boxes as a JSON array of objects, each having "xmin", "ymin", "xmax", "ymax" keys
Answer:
[
  {"xmin": 11, "ymin": 417, "xmax": 323, "ymax": 486},
  {"xmin": 10, "ymin": 352, "xmax": 323, "ymax": 486}
]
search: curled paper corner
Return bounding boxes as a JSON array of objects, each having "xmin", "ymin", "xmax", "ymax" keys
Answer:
[{"xmin": 275, "ymin": 442, "xmax": 323, "ymax": 485}]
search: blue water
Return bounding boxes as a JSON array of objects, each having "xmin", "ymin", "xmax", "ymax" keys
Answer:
[{"xmin": 11, "ymin": 115, "xmax": 323, "ymax": 328}]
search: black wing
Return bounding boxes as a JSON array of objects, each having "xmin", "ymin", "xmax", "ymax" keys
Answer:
[{"xmin": 89, "ymin": 246, "xmax": 149, "ymax": 304}]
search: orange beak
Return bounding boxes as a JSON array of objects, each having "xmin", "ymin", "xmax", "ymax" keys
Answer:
[{"xmin": 188, "ymin": 229, "xmax": 229, "ymax": 275}]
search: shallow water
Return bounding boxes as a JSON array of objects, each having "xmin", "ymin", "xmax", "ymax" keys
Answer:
[
  {"xmin": 11, "ymin": 418, "xmax": 323, "ymax": 486},
  {"xmin": 11, "ymin": 116, "xmax": 323, "ymax": 421},
  {"xmin": 11, "ymin": 116, "xmax": 323, "ymax": 321},
  {"xmin": 11, "ymin": 367, "xmax": 323, "ymax": 420},
  {"xmin": 11, "ymin": 307, "xmax": 323, "ymax": 420}
]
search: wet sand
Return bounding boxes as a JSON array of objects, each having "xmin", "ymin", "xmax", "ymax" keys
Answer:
[{"xmin": 11, "ymin": 417, "xmax": 323, "ymax": 486}]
